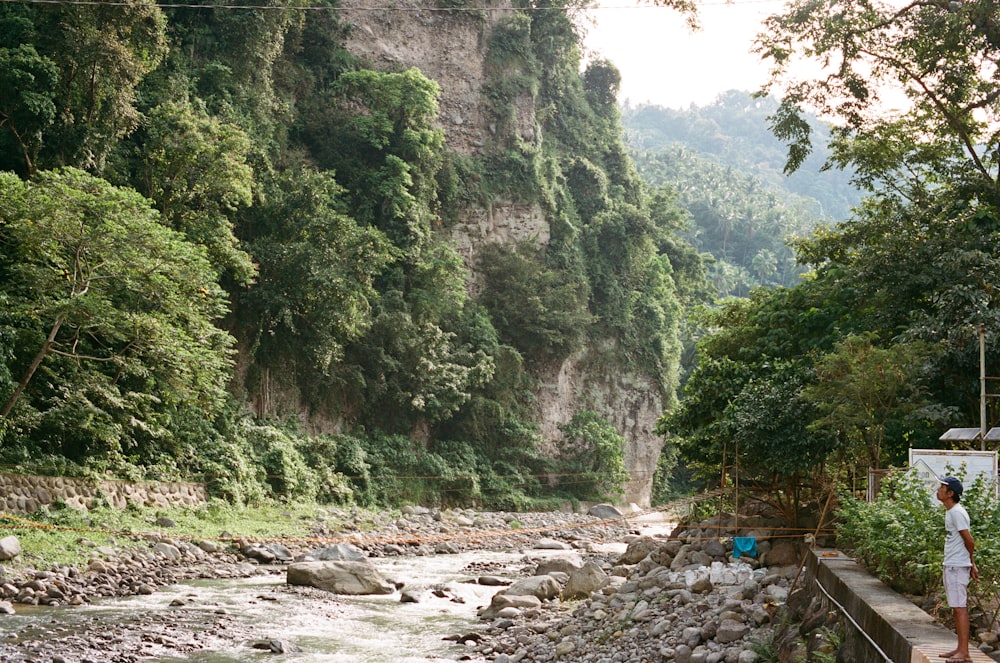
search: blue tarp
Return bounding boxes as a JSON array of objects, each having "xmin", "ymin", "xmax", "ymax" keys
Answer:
[{"xmin": 733, "ymin": 536, "xmax": 757, "ymax": 558}]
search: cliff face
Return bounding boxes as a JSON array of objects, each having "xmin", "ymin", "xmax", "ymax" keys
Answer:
[{"xmin": 337, "ymin": 0, "xmax": 666, "ymax": 507}]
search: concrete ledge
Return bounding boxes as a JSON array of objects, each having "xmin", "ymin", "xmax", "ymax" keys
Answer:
[{"xmin": 811, "ymin": 549, "xmax": 993, "ymax": 663}]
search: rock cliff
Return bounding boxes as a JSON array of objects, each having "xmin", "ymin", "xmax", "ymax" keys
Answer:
[{"xmin": 337, "ymin": 0, "xmax": 666, "ymax": 506}]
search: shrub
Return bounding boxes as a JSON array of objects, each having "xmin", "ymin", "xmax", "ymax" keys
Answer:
[
  {"xmin": 838, "ymin": 467, "xmax": 1000, "ymax": 630},
  {"xmin": 555, "ymin": 410, "xmax": 629, "ymax": 502}
]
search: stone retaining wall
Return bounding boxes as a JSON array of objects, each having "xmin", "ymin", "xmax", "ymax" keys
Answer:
[{"xmin": 0, "ymin": 473, "xmax": 207, "ymax": 513}]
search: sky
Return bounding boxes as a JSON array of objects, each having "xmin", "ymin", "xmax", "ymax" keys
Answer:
[{"xmin": 581, "ymin": 0, "xmax": 790, "ymax": 110}]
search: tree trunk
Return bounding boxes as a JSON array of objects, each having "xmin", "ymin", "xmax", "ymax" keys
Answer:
[{"xmin": 0, "ymin": 315, "xmax": 63, "ymax": 417}]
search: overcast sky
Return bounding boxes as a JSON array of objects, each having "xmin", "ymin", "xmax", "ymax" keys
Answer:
[{"xmin": 581, "ymin": 0, "xmax": 788, "ymax": 110}]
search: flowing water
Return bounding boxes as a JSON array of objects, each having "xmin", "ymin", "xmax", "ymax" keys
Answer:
[{"xmin": 0, "ymin": 516, "xmax": 675, "ymax": 662}]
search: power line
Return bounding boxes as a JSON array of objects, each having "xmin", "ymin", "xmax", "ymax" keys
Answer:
[{"xmin": 0, "ymin": 0, "xmax": 783, "ymax": 10}]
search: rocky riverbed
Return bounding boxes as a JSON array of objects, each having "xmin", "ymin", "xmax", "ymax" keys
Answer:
[{"xmin": 0, "ymin": 506, "xmax": 805, "ymax": 662}]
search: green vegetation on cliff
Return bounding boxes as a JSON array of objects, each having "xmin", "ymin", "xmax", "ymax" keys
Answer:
[{"xmin": 0, "ymin": 0, "xmax": 698, "ymax": 508}]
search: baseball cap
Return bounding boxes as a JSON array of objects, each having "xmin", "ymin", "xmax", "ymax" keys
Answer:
[{"xmin": 938, "ymin": 475, "xmax": 964, "ymax": 499}]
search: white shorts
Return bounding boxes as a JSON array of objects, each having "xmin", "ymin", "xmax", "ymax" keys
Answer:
[{"xmin": 944, "ymin": 565, "xmax": 971, "ymax": 608}]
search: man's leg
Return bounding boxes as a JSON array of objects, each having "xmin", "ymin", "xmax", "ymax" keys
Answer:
[{"xmin": 954, "ymin": 606, "xmax": 971, "ymax": 659}]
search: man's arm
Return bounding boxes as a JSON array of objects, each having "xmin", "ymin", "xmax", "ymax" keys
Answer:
[{"xmin": 960, "ymin": 529, "xmax": 980, "ymax": 580}]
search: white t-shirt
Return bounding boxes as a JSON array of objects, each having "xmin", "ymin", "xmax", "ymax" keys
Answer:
[{"xmin": 944, "ymin": 503, "xmax": 972, "ymax": 567}]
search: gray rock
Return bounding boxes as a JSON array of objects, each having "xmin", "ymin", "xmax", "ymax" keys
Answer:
[
  {"xmin": 587, "ymin": 503, "xmax": 623, "ymax": 519},
  {"xmin": 310, "ymin": 543, "xmax": 367, "ymax": 562},
  {"xmin": 286, "ymin": 560, "xmax": 395, "ymax": 595},
  {"xmin": 478, "ymin": 576, "xmax": 511, "ymax": 586},
  {"xmin": 153, "ymin": 542, "xmax": 181, "ymax": 560},
  {"xmin": 561, "ymin": 561, "xmax": 609, "ymax": 600},
  {"xmin": 618, "ymin": 536, "xmax": 659, "ymax": 565},
  {"xmin": 534, "ymin": 557, "xmax": 581, "ymax": 576},
  {"xmin": 532, "ymin": 538, "xmax": 571, "ymax": 550},
  {"xmin": 716, "ymin": 618, "xmax": 750, "ymax": 644},
  {"xmin": 0, "ymin": 536, "xmax": 21, "ymax": 561},
  {"xmin": 504, "ymin": 575, "xmax": 561, "ymax": 600}
]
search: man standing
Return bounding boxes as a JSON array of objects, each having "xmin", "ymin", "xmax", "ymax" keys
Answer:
[{"xmin": 937, "ymin": 475, "xmax": 979, "ymax": 663}]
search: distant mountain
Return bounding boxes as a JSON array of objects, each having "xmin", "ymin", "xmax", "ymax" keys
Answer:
[{"xmin": 622, "ymin": 91, "xmax": 865, "ymax": 297}]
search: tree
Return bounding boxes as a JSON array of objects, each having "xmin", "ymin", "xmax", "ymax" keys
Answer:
[
  {"xmin": 18, "ymin": 2, "xmax": 168, "ymax": 171},
  {"xmin": 0, "ymin": 42, "xmax": 58, "ymax": 175},
  {"xmin": 0, "ymin": 168, "xmax": 232, "ymax": 463},
  {"xmin": 239, "ymin": 169, "xmax": 397, "ymax": 381},
  {"xmin": 802, "ymin": 334, "xmax": 936, "ymax": 472},
  {"xmin": 556, "ymin": 410, "xmax": 630, "ymax": 501},
  {"xmin": 477, "ymin": 241, "xmax": 592, "ymax": 363},
  {"xmin": 756, "ymin": 0, "xmax": 1000, "ymax": 192},
  {"xmin": 132, "ymin": 100, "xmax": 256, "ymax": 283}
]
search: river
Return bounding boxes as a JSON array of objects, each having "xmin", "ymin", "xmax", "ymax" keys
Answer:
[{"xmin": 0, "ymin": 514, "xmax": 674, "ymax": 662}]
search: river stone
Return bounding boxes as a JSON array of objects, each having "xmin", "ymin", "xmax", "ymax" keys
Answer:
[
  {"xmin": 504, "ymin": 575, "xmax": 561, "ymax": 600},
  {"xmin": 561, "ymin": 561, "xmax": 609, "ymax": 600},
  {"xmin": 478, "ymin": 576, "xmax": 510, "ymax": 586},
  {"xmin": 310, "ymin": 543, "xmax": 367, "ymax": 562},
  {"xmin": 587, "ymin": 503, "xmax": 623, "ymax": 519},
  {"xmin": 286, "ymin": 560, "xmax": 395, "ymax": 595},
  {"xmin": 478, "ymin": 592, "xmax": 542, "ymax": 619},
  {"xmin": 716, "ymin": 618, "xmax": 750, "ymax": 643},
  {"xmin": 532, "ymin": 538, "xmax": 571, "ymax": 550},
  {"xmin": 0, "ymin": 536, "xmax": 21, "ymax": 561},
  {"xmin": 534, "ymin": 557, "xmax": 581, "ymax": 576},
  {"xmin": 618, "ymin": 536, "xmax": 658, "ymax": 565},
  {"xmin": 153, "ymin": 542, "xmax": 181, "ymax": 560},
  {"xmin": 554, "ymin": 639, "xmax": 576, "ymax": 655},
  {"xmin": 765, "ymin": 584, "xmax": 789, "ymax": 602},
  {"xmin": 196, "ymin": 539, "xmax": 220, "ymax": 553},
  {"xmin": 703, "ymin": 538, "xmax": 727, "ymax": 558}
]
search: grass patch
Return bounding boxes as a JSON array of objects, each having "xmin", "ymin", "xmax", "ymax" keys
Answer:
[{"xmin": 0, "ymin": 499, "xmax": 376, "ymax": 570}]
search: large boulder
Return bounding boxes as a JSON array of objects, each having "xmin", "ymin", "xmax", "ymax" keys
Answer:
[
  {"xmin": 504, "ymin": 575, "xmax": 561, "ymax": 600},
  {"xmin": 762, "ymin": 540, "xmax": 800, "ymax": 566},
  {"xmin": 478, "ymin": 592, "xmax": 543, "ymax": 619},
  {"xmin": 618, "ymin": 536, "xmax": 659, "ymax": 565},
  {"xmin": 286, "ymin": 561, "xmax": 395, "ymax": 595},
  {"xmin": 308, "ymin": 543, "xmax": 367, "ymax": 562},
  {"xmin": 587, "ymin": 503, "xmax": 623, "ymax": 519},
  {"xmin": 561, "ymin": 561, "xmax": 609, "ymax": 600},
  {"xmin": 534, "ymin": 557, "xmax": 581, "ymax": 576}
]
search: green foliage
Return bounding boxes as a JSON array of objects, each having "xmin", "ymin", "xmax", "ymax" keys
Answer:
[
  {"xmin": 477, "ymin": 242, "xmax": 592, "ymax": 362},
  {"xmin": 0, "ymin": 41, "xmax": 58, "ymax": 175},
  {"xmin": 129, "ymin": 99, "xmax": 256, "ymax": 283},
  {"xmin": 837, "ymin": 470, "xmax": 966, "ymax": 597},
  {"xmin": 649, "ymin": 441, "xmax": 682, "ymax": 506},
  {"xmin": 555, "ymin": 410, "xmax": 630, "ymax": 502},
  {"xmin": 302, "ymin": 67, "xmax": 444, "ymax": 250},
  {"xmin": 0, "ymin": 168, "xmax": 233, "ymax": 469},
  {"xmin": 24, "ymin": 2, "xmax": 168, "ymax": 172},
  {"xmin": 622, "ymin": 93, "xmax": 861, "ymax": 222},
  {"xmin": 803, "ymin": 334, "xmax": 938, "ymax": 471},
  {"xmin": 239, "ymin": 168, "xmax": 397, "ymax": 380}
]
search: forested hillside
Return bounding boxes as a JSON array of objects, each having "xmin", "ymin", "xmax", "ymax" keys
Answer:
[
  {"xmin": 622, "ymin": 93, "xmax": 864, "ymax": 297},
  {"xmin": 0, "ymin": 0, "xmax": 703, "ymax": 508}
]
